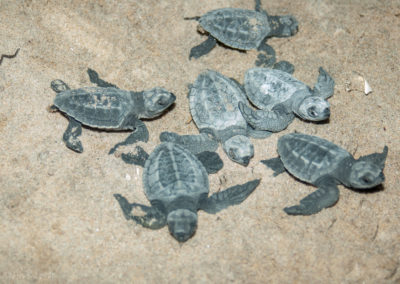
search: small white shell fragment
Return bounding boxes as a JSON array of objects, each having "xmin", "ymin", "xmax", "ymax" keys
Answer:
[
  {"xmin": 364, "ymin": 79, "xmax": 372, "ymax": 95},
  {"xmin": 125, "ymin": 173, "xmax": 131, "ymax": 181}
]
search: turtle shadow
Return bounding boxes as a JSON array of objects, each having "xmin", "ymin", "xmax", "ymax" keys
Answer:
[{"xmin": 351, "ymin": 184, "xmax": 385, "ymax": 194}]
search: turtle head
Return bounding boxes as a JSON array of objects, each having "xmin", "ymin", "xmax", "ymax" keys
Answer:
[
  {"xmin": 348, "ymin": 146, "xmax": 388, "ymax": 189},
  {"xmin": 348, "ymin": 161, "xmax": 385, "ymax": 189},
  {"xmin": 167, "ymin": 209, "xmax": 198, "ymax": 243},
  {"xmin": 270, "ymin": 15, "xmax": 298, "ymax": 37},
  {"xmin": 140, "ymin": 87, "xmax": 176, "ymax": 118},
  {"xmin": 295, "ymin": 95, "xmax": 330, "ymax": 121},
  {"xmin": 223, "ymin": 135, "xmax": 254, "ymax": 166}
]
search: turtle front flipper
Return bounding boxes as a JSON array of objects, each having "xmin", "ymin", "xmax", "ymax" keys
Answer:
[
  {"xmin": 63, "ymin": 117, "xmax": 83, "ymax": 153},
  {"xmin": 109, "ymin": 119, "xmax": 149, "ymax": 155},
  {"xmin": 199, "ymin": 179, "xmax": 261, "ymax": 214},
  {"xmin": 254, "ymin": 0, "xmax": 265, "ymax": 13},
  {"xmin": 189, "ymin": 35, "xmax": 217, "ymax": 60},
  {"xmin": 312, "ymin": 67, "xmax": 335, "ymax": 99},
  {"xmin": 246, "ymin": 125, "xmax": 273, "ymax": 139},
  {"xmin": 255, "ymin": 41, "xmax": 276, "ymax": 67},
  {"xmin": 239, "ymin": 102, "xmax": 294, "ymax": 132},
  {"xmin": 87, "ymin": 68, "xmax": 118, "ymax": 88},
  {"xmin": 195, "ymin": 151, "xmax": 223, "ymax": 174},
  {"xmin": 358, "ymin": 146, "xmax": 388, "ymax": 169},
  {"xmin": 113, "ymin": 194, "xmax": 167, "ymax": 230},
  {"xmin": 284, "ymin": 176, "xmax": 340, "ymax": 215},
  {"xmin": 261, "ymin": 157, "xmax": 286, "ymax": 176},
  {"xmin": 159, "ymin": 132, "xmax": 218, "ymax": 154}
]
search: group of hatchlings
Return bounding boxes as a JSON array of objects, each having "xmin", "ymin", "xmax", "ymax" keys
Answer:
[{"xmin": 49, "ymin": 0, "xmax": 388, "ymax": 242}]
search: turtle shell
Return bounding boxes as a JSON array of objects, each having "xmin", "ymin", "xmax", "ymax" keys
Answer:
[
  {"xmin": 143, "ymin": 143, "xmax": 209, "ymax": 202},
  {"xmin": 278, "ymin": 133, "xmax": 351, "ymax": 183},
  {"xmin": 189, "ymin": 70, "xmax": 248, "ymax": 134},
  {"xmin": 244, "ymin": 68, "xmax": 311, "ymax": 110},
  {"xmin": 54, "ymin": 87, "xmax": 134, "ymax": 129},
  {"xmin": 199, "ymin": 8, "xmax": 271, "ymax": 50}
]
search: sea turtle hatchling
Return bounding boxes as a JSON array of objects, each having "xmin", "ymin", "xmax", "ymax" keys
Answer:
[
  {"xmin": 114, "ymin": 142, "xmax": 260, "ymax": 242},
  {"xmin": 49, "ymin": 69, "xmax": 176, "ymax": 154},
  {"xmin": 262, "ymin": 133, "xmax": 388, "ymax": 215},
  {"xmin": 160, "ymin": 70, "xmax": 272, "ymax": 166},
  {"xmin": 186, "ymin": 0, "xmax": 298, "ymax": 73},
  {"xmin": 239, "ymin": 67, "xmax": 334, "ymax": 132}
]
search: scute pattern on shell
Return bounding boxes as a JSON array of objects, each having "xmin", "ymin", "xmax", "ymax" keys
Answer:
[
  {"xmin": 244, "ymin": 68, "xmax": 309, "ymax": 110},
  {"xmin": 278, "ymin": 133, "xmax": 351, "ymax": 183},
  {"xmin": 189, "ymin": 70, "xmax": 248, "ymax": 131},
  {"xmin": 199, "ymin": 8, "xmax": 271, "ymax": 50},
  {"xmin": 54, "ymin": 87, "xmax": 132, "ymax": 128},
  {"xmin": 143, "ymin": 143, "xmax": 209, "ymax": 202}
]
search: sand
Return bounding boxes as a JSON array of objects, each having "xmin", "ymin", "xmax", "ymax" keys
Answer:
[{"xmin": 1, "ymin": 0, "xmax": 399, "ymax": 282}]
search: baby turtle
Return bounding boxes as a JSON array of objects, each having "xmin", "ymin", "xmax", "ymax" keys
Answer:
[
  {"xmin": 263, "ymin": 133, "xmax": 388, "ymax": 215},
  {"xmin": 161, "ymin": 70, "xmax": 270, "ymax": 166},
  {"xmin": 186, "ymin": 0, "xmax": 298, "ymax": 72},
  {"xmin": 114, "ymin": 142, "xmax": 260, "ymax": 242},
  {"xmin": 239, "ymin": 67, "xmax": 334, "ymax": 132},
  {"xmin": 50, "ymin": 69, "xmax": 176, "ymax": 154}
]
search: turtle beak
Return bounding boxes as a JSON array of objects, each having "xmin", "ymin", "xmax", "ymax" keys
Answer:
[{"xmin": 241, "ymin": 156, "xmax": 251, "ymax": 166}]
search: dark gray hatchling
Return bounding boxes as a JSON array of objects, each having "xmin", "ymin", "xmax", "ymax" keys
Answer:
[
  {"xmin": 114, "ymin": 142, "xmax": 260, "ymax": 242},
  {"xmin": 263, "ymin": 133, "xmax": 388, "ymax": 215},
  {"xmin": 49, "ymin": 69, "xmax": 176, "ymax": 154},
  {"xmin": 186, "ymin": 0, "xmax": 298, "ymax": 73},
  {"xmin": 160, "ymin": 70, "xmax": 271, "ymax": 166},
  {"xmin": 239, "ymin": 67, "xmax": 334, "ymax": 132}
]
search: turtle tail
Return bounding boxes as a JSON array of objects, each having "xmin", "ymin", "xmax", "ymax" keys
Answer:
[{"xmin": 184, "ymin": 16, "xmax": 200, "ymax": 21}]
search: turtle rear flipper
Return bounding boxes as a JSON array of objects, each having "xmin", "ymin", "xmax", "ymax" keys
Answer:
[
  {"xmin": 239, "ymin": 102, "xmax": 294, "ymax": 132},
  {"xmin": 189, "ymin": 35, "xmax": 217, "ymax": 60},
  {"xmin": 63, "ymin": 117, "xmax": 83, "ymax": 153},
  {"xmin": 51, "ymin": 79, "xmax": 70, "ymax": 93},
  {"xmin": 313, "ymin": 67, "xmax": 335, "ymax": 99},
  {"xmin": 268, "ymin": 15, "xmax": 299, "ymax": 38},
  {"xmin": 272, "ymin": 60, "xmax": 295, "ymax": 74},
  {"xmin": 199, "ymin": 179, "xmax": 260, "ymax": 214},
  {"xmin": 284, "ymin": 176, "xmax": 339, "ymax": 215},
  {"xmin": 121, "ymin": 146, "xmax": 149, "ymax": 167},
  {"xmin": 109, "ymin": 119, "xmax": 149, "ymax": 155},
  {"xmin": 113, "ymin": 194, "xmax": 166, "ymax": 229}
]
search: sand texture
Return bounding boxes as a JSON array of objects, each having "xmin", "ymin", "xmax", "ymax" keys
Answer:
[{"xmin": 1, "ymin": 0, "xmax": 399, "ymax": 283}]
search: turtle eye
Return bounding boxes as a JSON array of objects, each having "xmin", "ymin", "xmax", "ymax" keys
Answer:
[
  {"xmin": 229, "ymin": 149, "xmax": 236, "ymax": 159},
  {"xmin": 157, "ymin": 96, "xmax": 169, "ymax": 106},
  {"xmin": 361, "ymin": 174, "xmax": 373, "ymax": 184},
  {"xmin": 308, "ymin": 106, "xmax": 317, "ymax": 117}
]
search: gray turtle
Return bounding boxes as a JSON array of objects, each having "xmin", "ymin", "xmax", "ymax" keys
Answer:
[
  {"xmin": 114, "ymin": 142, "xmax": 260, "ymax": 242},
  {"xmin": 50, "ymin": 69, "xmax": 176, "ymax": 154},
  {"xmin": 161, "ymin": 70, "xmax": 270, "ymax": 166},
  {"xmin": 263, "ymin": 133, "xmax": 388, "ymax": 215},
  {"xmin": 239, "ymin": 67, "xmax": 334, "ymax": 132},
  {"xmin": 186, "ymin": 0, "xmax": 298, "ymax": 73}
]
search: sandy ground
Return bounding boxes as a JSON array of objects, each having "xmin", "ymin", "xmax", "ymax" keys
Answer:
[{"xmin": 1, "ymin": 0, "xmax": 399, "ymax": 283}]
